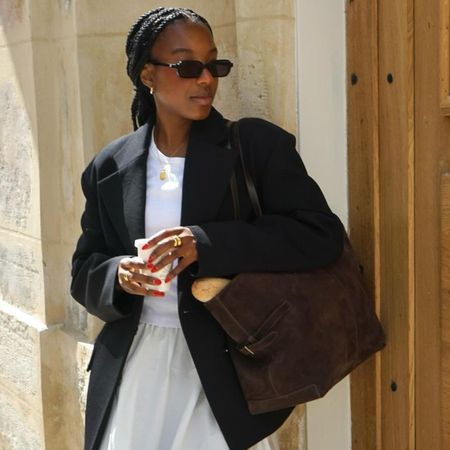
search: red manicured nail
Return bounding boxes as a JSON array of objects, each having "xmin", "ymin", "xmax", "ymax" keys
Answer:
[
  {"xmin": 147, "ymin": 255, "xmax": 155, "ymax": 263},
  {"xmin": 150, "ymin": 266, "xmax": 159, "ymax": 273},
  {"xmin": 142, "ymin": 242, "xmax": 151, "ymax": 250},
  {"xmin": 152, "ymin": 279, "xmax": 162, "ymax": 286},
  {"xmin": 151, "ymin": 291, "xmax": 165, "ymax": 297},
  {"xmin": 164, "ymin": 276, "xmax": 172, "ymax": 283},
  {"xmin": 147, "ymin": 263, "xmax": 156, "ymax": 270}
]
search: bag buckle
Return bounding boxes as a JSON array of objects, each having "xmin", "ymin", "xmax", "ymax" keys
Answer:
[{"xmin": 240, "ymin": 345, "xmax": 255, "ymax": 356}]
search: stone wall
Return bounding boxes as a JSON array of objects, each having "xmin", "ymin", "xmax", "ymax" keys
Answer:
[{"xmin": 0, "ymin": 1, "xmax": 300, "ymax": 449}]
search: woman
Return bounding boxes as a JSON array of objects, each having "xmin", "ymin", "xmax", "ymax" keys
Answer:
[{"xmin": 71, "ymin": 7, "xmax": 344, "ymax": 450}]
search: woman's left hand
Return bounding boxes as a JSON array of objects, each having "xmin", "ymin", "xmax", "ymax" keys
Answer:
[{"xmin": 142, "ymin": 226, "xmax": 198, "ymax": 283}]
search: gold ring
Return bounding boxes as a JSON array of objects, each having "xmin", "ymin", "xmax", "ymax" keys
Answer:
[
  {"xmin": 172, "ymin": 236, "xmax": 182, "ymax": 248},
  {"xmin": 123, "ymin": 273, "xmax": 129, "ymax": 282}
]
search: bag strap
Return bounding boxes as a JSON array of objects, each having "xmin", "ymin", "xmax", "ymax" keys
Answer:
[
  {"xmin": 228, "ymin": 121, "xmax": 263, "ymax": 219},
  {"xmin": 226, "ymin": 121, "xmax": 241, "ymax": 220}
]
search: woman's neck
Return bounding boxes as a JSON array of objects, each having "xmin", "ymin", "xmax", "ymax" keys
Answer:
[{"xmin": 154, "ymin": 115, "xmax": 191, "ymax": 157}]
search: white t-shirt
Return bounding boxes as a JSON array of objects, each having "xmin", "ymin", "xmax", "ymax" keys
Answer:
[{"xmin": 140, "ymin": 130, "xmax": 185, "ymax": 328}]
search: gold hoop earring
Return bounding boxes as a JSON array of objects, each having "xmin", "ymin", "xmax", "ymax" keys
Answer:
[{"xmin": 150, "ymin": 87, "xmax": 154, "ymax": 95}]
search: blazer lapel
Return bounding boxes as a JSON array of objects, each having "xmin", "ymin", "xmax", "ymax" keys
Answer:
[
  {"xmin": 181, "ymin": 111, "xmax": 238, "ymax": 226},
  {"xmin": 98, "ymin": 124, "xmax": 150, "ymax": 254},
  {"xmin": 98, "ymin": 109, "xmax": 236, "ymax": 252}
]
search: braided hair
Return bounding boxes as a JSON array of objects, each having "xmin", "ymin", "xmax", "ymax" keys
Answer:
[{"xmin": 126, "ymin": 7, "xmax": 212, "ymax": 130}]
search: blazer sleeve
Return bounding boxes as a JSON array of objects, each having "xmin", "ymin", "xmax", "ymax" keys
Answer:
[
  {"xmin": 188, "ymin": 121, "xmax": 345, "ymax": 277},
  {"xmin": 70, "ymin": 160, "xmax": 134, "ymax": 323}
]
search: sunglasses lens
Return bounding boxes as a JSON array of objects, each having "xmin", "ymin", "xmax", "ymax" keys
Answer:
[
  {"xmin": 178, "ymin": 61, "xmax": 204, "ymax": 78},
  {"xmin": 176, "ymin": 60, "xmax": 233, "ymax": 78},
  {"xmin": 209, "ymin": 60, "xmax": 232, "ymax": 77}
]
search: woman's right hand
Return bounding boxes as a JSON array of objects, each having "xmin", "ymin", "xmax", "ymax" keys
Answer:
[{"xmin": 117, "ymin": 257, "xmax": 165, "ymax": 297}]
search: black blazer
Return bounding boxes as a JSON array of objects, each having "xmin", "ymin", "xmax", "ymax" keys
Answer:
[{"xmin": 71, "ymin": 108, "xmax": 344, "ymax": 450}]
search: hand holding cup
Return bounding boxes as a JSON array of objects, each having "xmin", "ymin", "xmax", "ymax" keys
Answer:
[
  {"xmin": 117, "ymin": 226, "xmax": 198, "ymax": 296},
  {"xmin": 117, "ymin": 257, "xmax": 166, "ymax": 297},
  {"xmin": 138, "ymin": 226, "xmax": 198, "ymax": 284}
]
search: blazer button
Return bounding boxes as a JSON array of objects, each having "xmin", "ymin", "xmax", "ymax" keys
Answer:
[{"xmin": 182, "ymin": 309, "xmax": 190, "ymax": 315}]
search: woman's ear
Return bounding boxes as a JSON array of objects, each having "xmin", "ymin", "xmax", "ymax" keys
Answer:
[{"xmin": 140, "ymin": 64, "xmax": 155, "ymax": 90}]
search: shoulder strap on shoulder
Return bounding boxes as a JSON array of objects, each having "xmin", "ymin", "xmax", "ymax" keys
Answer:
[
  {"xmin": 228, "ymin": 120, "xmax": 263, "ymax": 218},
  {"xmin": 227, "ymin": 121, "xmax": 240, "ymax": 220}
]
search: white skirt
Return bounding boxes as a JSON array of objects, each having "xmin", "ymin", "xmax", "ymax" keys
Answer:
[{"xmin": 99, "ymin": 323, "xmax": 278, "ymax": 450}]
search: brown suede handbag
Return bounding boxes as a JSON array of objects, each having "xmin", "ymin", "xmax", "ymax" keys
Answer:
[{"xmin": 192, "ymin": 121, "xmax": 385, "ymax": 415}]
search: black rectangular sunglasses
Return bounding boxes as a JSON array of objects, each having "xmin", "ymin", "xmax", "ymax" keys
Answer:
[{"xmin": 148, "ymin": 59, "xmax": 233, "ymax": 78}]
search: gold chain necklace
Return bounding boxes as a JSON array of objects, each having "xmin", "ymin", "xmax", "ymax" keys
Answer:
[{"xmin": 153, "ymin": 134, "xmax": 187, "ymax": 181}]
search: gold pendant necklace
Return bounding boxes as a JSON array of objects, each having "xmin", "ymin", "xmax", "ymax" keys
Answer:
[
  {"xmin": 160, "ymin": 164, "xmax": 170, "ymax": 180},
  {"xmin": 154, "ymin": 132, "xmax": 187, "ymax": 181}
]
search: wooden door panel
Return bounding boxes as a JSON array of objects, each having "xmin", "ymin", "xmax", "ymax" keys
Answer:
[
  {"xmin": 441, "ymin": 174, "xmax": 450, "ymax": 449},
  {"xmin": 415, "ymin": 0, "xmax": 450, "ymax": 447},
  {"xmin": 346, "ymin": 0, "xmax": 381, "ymax": 445},
  {"xmin": 349, "ymin": 0, "xmax": 450, "ymax": 448},
  {"xmin": 441, "ymin": 0, "xmax": 450, "ymax": 114}
]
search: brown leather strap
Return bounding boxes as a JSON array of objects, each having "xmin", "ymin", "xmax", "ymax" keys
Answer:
[
  {"xmin": 228, "ymin": 121, "xmax": 263, "ymax": 219},
  {"xmin": 226, "ymin": 121, "xmax": 240, "ymax": 220},
  {"xmin": 230, "ymin": 171, "xmax": 240, "ymax": 220}
]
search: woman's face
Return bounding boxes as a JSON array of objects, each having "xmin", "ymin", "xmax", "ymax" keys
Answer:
[{"xmin": 140, "ymin": 20, "xmax": 219, "ymax": 123}]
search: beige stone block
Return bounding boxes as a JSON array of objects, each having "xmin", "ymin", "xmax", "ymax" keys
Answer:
[
  {"xmin": 235, "ymin": 0, "xmax": 294, "ymax": 19},
  {"xmin": 0, "ymin": 304, "xmax": 44, "ymax": 404},
  {"xmin": 0, "ymin": 44, "xmax": 40, "ymax": 238},
  {"xmin": 186, "ymin": 0, "xmax": 235, "ymax": 28},
  {"xmin": 147, "ymin": 0, "xmax": 237, "ymax": 28},
  {"xmin": 42, "ymin": 241, "xmax": 72, "ymax": 325},
  {"xmin": 75, "ymin": 0, "xmax": 161, "ymax": 35},
  {"xmin": 0, "ymin": 0, "xmax": 31, "ymax": 48},
  {"xmin": 0, "ymin": 42, "xmax": 38, "ymax": 125},
  {"xmin": 210, "ymin": 23, "xmax": 239, "ymax": 120},
  {"xmin": 75, "ymin": 0, "xmax": 235, "ymax": 36},
  {"xmin": 77, "ymin": 35, "xmax": 134, "ymax": 158},
  {"xmin": 236, "ymin": 17, "xmax": 297, "ymax": 134},
  {"xmin": 29, "ymin": 0, "xmax": 75, "ymax": 41},
  {"xmin": 0, "ymin": 230, "xmax": 44, "ymax": 317},
  {"xmin": 41, "ymin": 327, "xmax": 90, "ymax": 450},
  {"xmin": 30, "ymin": 37, "xmax": 87, "ymax": 326},
  {"xmin": 214, "ymin": 74, "xmax": 240, "ymax": 121},
  {"xmin": 30, "ymin": 37, "xmax": 85, "ymax": 238},
  {"xmin": 214, "ymin": 22, "xmax": 238, "ymax": 59},
  {"xmin": 17, "ymin": 43, "xmax": 85, "ymax": 329},
  {"xmin": 0, "ymin": 390, "xmax": 43, "ymax": 450}
]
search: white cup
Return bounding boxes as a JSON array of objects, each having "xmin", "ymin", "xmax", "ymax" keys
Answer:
[{"xmin": 134, "ymin": 238, "xmax": 173, "ymax": 293}]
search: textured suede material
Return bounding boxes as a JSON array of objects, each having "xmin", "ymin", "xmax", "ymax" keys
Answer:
[{"xmin": 204, "ymin": 237, "xmax": 385, "ymax": 414}]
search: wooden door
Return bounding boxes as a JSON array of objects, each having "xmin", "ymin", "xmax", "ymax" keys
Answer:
[
  {"xmin": 347, "ymin": 0, "xmax": 450, "ymax": 448},
  {"xmin": 416, "ymin": 0, "xmax": 450, "ymax": 448}
]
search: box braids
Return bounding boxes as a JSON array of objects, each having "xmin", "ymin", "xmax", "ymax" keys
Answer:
[{"xmin": 125, "ymin": 7, "xmax": 212, "ymax": 130}]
